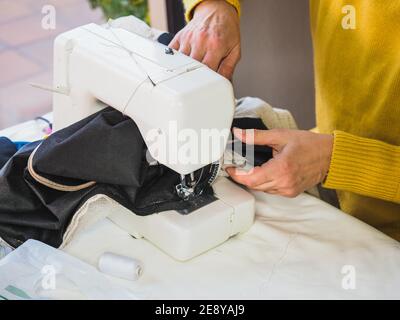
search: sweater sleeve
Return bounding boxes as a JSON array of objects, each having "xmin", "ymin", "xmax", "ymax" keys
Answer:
[
  {"xmin": 182, "ymin": 0, "xmax": 241, "ymax": 22},
  {"xmin": 323, "ymin": 130, "xmax": 400, "ymax": 204}
]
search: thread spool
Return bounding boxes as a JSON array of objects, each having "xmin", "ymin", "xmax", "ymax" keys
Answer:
[{"xmin": 98, "ymin": 252, "xmax": 142, "ymax": 281}]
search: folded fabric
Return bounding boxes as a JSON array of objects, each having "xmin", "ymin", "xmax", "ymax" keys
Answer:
[
  {"xmin": 0, "ymin": 137, "xmax": 17, "ymax": 169},
  {"xmin": 234, "ymin": 97, "xmax": 298, "ymax": 130}
]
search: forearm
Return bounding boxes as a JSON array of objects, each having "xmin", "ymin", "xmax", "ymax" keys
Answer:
[
  {"xmin": 324, "ymin": 131, "xmax": 400, "ymax": 204},
  {"xmin": 183, "ymin": 0, "xmax": 241, "ymax": 21}
]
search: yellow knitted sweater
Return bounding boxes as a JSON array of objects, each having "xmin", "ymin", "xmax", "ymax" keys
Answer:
[{"xmin": 183, "ymin": 0, "xmax": 400, "ymax": 241}]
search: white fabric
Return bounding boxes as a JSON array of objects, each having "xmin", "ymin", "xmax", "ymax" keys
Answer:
[
  {"xmin": 60, "ymin": 193, "xmax": 400, "ymax": 300},
  {"xmin": 235, "ymin": 97, "xmax": 298, "ymax": 130},
  {"xmin": 106, "ymin": 16, "xmax": 163, "ymax": 41}
]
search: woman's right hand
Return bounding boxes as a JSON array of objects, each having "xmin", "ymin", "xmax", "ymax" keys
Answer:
[{"xmin": 169, "ymin": 0, "xmax": 241, "ymax": 80}]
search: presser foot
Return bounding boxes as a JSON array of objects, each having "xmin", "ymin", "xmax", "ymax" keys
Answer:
[{"xmin": 175, "ymin": 161, "xmax": 221, "ymax": 201}]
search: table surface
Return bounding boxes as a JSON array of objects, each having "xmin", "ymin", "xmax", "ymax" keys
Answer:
[{"xmin": 1, "ymin": 115, "xmax": 400, "ymax": 299}]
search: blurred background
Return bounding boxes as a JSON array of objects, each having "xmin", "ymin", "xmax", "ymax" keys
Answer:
[{"xmin": 0, "ymin": 0, "xmax": 315, "ymax": 130}]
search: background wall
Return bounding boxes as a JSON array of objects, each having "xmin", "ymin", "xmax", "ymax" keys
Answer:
[
  {"xmin": 0, "ymin": 0, "xmax": 103, "ymax": 129},
  {"xmin": 233, "ymin": 0, "xmax": 316, "ymax": 129},
  {"xmin": 0, "ymin": 0, "xmax": 316, "ymax": 130}
]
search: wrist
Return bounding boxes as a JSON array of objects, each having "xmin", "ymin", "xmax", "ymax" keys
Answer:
[
  {"xmin": 193, "ymin": 0, "xmax": 239, "ymax": 19},
  {"xmin": 320, "ymin": 133, "xmax": 334, "ymax": 181}
]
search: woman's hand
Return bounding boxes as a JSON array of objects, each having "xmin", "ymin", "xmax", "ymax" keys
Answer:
[
  {"xmin": 226, "ymin": 128, "xmax": 334, "ymax": 197},
  {"xmin": 169, "ymin": 0, "xmax": 241, "ymax": 80}
]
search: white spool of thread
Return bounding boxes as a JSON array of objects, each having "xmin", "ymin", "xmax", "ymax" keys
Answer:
[{"xmin": 98, "ymin": 252, "xmax": 143, "ymax": 281}]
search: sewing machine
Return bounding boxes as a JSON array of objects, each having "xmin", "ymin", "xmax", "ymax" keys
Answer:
[{"xmin": 52, "ymin": 23, "xmax": 255, "ymax": 261}]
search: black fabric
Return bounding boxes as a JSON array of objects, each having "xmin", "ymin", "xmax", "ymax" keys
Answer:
[
  {"xmin": 231, "ymin": 117, "xmax": 273, "ymax": 167},
  {"xmin": 0, "ymin": 137, "xmax": 17, "ymax": 169},
  {"xmin": 133, "ymin": 165, "xmax": 216, "ymax": 215},
  {"xmin": 157, "ymin": 32, "xmax": 175, "ymax": 46},
  {"xmin": 0, "ymin": 108, "xmax": 213, "ymax": 248},
  {"xmin": 32, "ymin": 108, "xmax": 147, "ymax": 187}
]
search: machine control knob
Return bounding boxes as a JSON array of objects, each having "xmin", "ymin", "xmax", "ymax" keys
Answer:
[{"xmin": 164, "ymin": 47, "xmax": 174, "ymax": 55}]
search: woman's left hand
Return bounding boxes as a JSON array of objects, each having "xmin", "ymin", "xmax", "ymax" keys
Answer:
[{"xmin": 226, "ymin": 128, "xmax": 334, "ymax": 197}]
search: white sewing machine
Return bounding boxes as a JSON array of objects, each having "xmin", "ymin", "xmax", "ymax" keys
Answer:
[{"xmin": 52, "ymin": 23, "xmax": 255, "ymax": 261}]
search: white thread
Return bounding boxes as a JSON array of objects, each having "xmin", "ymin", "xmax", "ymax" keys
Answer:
[{"xmin": 98, "ymin": 252, "xmax": 143, "ymax": 281}]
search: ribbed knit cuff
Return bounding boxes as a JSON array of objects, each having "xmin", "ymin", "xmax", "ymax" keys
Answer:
[
  {"xmin": 323, "ymin": 130, "xmax": 400, "ymax": 203},
  {"xmin": 184, "ymin": 0, "xmax": 241, "ymax": 22}
]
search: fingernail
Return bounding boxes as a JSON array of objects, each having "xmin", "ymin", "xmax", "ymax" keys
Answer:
[{"xmin": 232, "ymin": 127, "xmax": 243, "ymax": 137}]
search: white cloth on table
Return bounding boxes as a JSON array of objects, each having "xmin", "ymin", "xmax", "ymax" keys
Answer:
[{"xmin": 61, "ymin": 192, "xmax": 400, "ymax": 299}]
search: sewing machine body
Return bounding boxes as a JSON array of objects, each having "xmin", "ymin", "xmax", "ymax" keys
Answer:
[
  {"xmin": 53, "ymin": 23, "xmax": 255, "ymax": 261},
  {"xmin": 109, "ymin": 177, "xmax": 254, "ymax": 261},
  {"xmin": 53, "ymin": 23, "xmax": 233, "ymax": 174}
]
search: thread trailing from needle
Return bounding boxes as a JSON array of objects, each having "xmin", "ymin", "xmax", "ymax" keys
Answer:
[{"xmin": 85, "ymin": 21, "xmax": 157, "ymax": 87}]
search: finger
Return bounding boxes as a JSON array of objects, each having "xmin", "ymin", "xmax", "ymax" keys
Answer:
[
  {"xmin": 169, "ymin": 35, "xmax": 180, "ymax": 50},
  {"xmin": 232, "ymin": 128, "xmax": 289, "ymax": 147},
  {"xmin": 190, "ymin": 46, "xmax": 206, "ymax": 62},
  {"xmin": 202, "ymin": 51, "xmax": 224, "ymax": 71},
  {"xmin": 263, "ymin": 189, "xmax": 280, "ymax": 195},
  {"xmin": 179, "ymin": 42, "xmax": 191, "ymax": 56},
  {"xmin": 252, "ymin": 181, "xmax": 277, "ymax": 192},
  {"xmin": 217, "ymin": 45, "xmax": 241, "ymax": 80},
  {"xmin": 226, "ymin": 166, "xmax": 275, "ymax": 188}
]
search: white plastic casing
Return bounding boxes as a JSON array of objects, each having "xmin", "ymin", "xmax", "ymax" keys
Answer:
[
  {"xmin": 53, "ymin": 23, "xmax": 235, "ymax": 175},
  {"xmin": 108, "ymin": 177, "xmax": 255, "ymax": 261}
]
